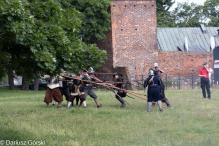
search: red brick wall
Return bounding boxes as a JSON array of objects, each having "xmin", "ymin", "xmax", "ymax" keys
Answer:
[
  {"xmin": 96, "ymin": 0, "xmax": 158, "ymax": 88},
  {"xmin": 96, "ymin": 0, "xmax": 214, "ymax": 89},
  {"xmin": 158, "ymin": 51, "xmax": 213, "ymax": 80}
]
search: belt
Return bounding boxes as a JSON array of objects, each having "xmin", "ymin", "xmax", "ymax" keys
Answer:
[{"xmin": 149, "ymin": 84, "xmax": 158, "ymax": 86}]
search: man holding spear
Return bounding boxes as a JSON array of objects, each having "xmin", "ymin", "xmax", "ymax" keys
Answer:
[
  {"xmin": 113, "ymin": 72, "xmax": 127, "ymax": 108},
  {"xmin": 154, "ymin": 64, "xmax": 171, "ymax": 108},
  {"xmin": 67, "ymin": 73, "xmax": 86, "ymax": 108},
  {"xmin": 144, "ymin": 69, "xmax": 163, "ymax": 112},
  {"xmin": 80, "ymin": 68, "xmax": 102, "ymax": 108}
]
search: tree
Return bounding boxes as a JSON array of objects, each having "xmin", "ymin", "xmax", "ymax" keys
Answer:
[
  {"xmin": 171, "ymin": 2, "xmax": 207, "ymax": 27},
  {"xmin": 57, "ymin": 0, "xmax": 111, "ymax": 44},
  {"xmin": 0, "ymin": 0, "xmax": 107, "ymax": 89},
  {"xmin": 156, "ymin": 0, "xmax": 175, "ymax": 27},
  {"xmin": 157, "ymin": 0, "xmax": 175, "ymax": 13},
  {"xmin": 157, "ymin": 11, "xmax": 176, "ymax": 27},
  {"xmin": 203, "ymin": 0, "xmax": 219, "ymax": 27}
]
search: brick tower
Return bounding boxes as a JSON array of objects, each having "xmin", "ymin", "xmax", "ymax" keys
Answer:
[{"xmin": 96, "ymin": 0, "xmax": 158, "ymax": 88}]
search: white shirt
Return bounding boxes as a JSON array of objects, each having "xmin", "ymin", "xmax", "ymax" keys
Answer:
[{"xmin": 208, "ymin": 68, "xmax": 213, "ymax": 78}]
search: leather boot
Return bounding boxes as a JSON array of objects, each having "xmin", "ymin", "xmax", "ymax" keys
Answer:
[
  {"xmin": 120, "ymin": 103, "xmax": 126, "ymax": 108},
  {"xmin": 116, "ymin": 95, "xmax": 126, "ymax": 107},
  {"xmin": 164, "ymin": 100, "xmax": 171, "ymax": 108}
]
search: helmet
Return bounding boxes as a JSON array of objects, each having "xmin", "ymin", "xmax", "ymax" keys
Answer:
[
  {"xmin": 113, "ymin": 72, "xmax": 123, "ymax": 78},
  {"xmin": 88, "ymin": 67, "xmax": 94, "ymax": 72},
  {"xmin": 148, "ymin": 69, "xmax": 154, "ymax": 76}
]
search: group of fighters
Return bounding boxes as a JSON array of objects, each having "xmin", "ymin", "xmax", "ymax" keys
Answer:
[
  {"xmin": 42, "ymin": 68, "xmax": 102, "ymax": 108},
  {"xmin": 42, "ymin": 64, "xmax": 171, "ymax": 111}
]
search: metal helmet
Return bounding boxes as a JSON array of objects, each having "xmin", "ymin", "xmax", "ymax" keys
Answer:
[
  {"xmin": 88, "ymin": 67, "xmax": 94, "ymax": 72},
  {"xmin": 148, "ymin": 69, "xmax": 154, "ymax": 76}
]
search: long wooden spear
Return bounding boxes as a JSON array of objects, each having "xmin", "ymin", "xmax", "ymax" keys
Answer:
[
  {"xmin": 61, "ymin": 75, "xmax": 136, "ymax": 109},
  {"xmin": 81, "ymin": 73, "xmax": 169, "ymax": 109},
  {"xmin": 86, "ymin": 72, "xmax": 116, "ymax": 75}
]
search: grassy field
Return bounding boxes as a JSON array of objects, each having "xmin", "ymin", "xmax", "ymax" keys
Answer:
[{"xmin": 0, "ymin": 87, "xmax": 219, "ymax": 146}]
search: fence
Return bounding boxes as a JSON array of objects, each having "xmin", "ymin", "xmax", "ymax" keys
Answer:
[
  {"xmin": 1, "ymin": 73, "xmax": 218, "ymax": 90},
  {"xmin": 134, "ymin": 73, "xmax": 219, "ymax": 90}
]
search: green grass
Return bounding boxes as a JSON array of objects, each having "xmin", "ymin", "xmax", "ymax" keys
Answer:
[{"xmin": 0, "ymin": 87, "xmax": 219, "ymax": 146}]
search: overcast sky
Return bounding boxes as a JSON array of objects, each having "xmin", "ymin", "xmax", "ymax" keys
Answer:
[{"xmin": 170, "ymin": 0, "xmax": 206, "ymax": 11}]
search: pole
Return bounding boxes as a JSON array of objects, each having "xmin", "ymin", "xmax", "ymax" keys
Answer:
[
  {"xmin": 192, "ymin": 72, "xmax": 194, "ymax": 89},
  {"xmin": 166, "ymin": 73, "xmax": 167, "ymax": 90},
  {"xmin": 81, "ymin": 73, "xmax": 169, "ymax": 109},
  {"xmin": 142, "ymin": 74, "xmax": 144, "ymax": 91},
  {"xmin": 179, "ymin": 73, "xmax": 181, "ymax": 90},
  {"xmin": 65, "ymin": 74, "xmax": 136, "ymax": 109}
]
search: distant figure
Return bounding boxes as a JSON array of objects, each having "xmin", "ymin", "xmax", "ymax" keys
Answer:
[
  {"xmin": 144, "ymin": 69, "xmax": 163, "ymax": 112},
  {"xmin": 207, "ymin": 64, "xmax": 214, "ymax": 87},
  {"xmin": 199, "ymin": 62, "xmax": 211, "ymax": 99}
]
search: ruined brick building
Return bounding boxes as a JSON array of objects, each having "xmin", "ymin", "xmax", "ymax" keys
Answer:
[{"xmin": 95, "ymin": 0, "xmax": 219, "ymax": 88}]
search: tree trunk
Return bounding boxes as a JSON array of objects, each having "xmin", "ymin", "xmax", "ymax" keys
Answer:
[
  {"xmin": 21, "ymin": 77, "xmax": 29, "ymax": 90},
  {"xmin": 8, "ymin": 73, "xmax": 14, "ymax": 90},
  {"xmin": 34, "ymin": 78, "xmax": 39, "ymax": 91}
]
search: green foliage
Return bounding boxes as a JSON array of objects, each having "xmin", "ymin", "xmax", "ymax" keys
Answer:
[
  {"xmin": 171, "ymin": 2, "xmax": 207, "ymax": 27},
  {"xmin": 169, "ymin": 0, "xmax": 219, "ymax": 27},
  {"xmin": 57, "ymin": 0, "xmax": 111, "ymax": 44},
  {"xmin": 157, "ymin": 0, "xmax": 219, "ymax": 27},
  {"xmin": 157, "ymin": 0, "xmax": 175, "ymax": 13},
  {"xmin": 157, "ymin": 11, "xmax": 176, "ymax": 27},
  {"xmin": 203, "ymin": 0, "xmax": 219, "ymax": 27},
  {"xmin": 157, "ymin": 0, "xmax": 175, "ymax": 27},
  {"xmin": 0, "ymin": 0, "xmax": 107, "ymax": 81}
]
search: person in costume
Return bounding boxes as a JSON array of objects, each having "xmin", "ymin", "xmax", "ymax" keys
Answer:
[
  {"xmin": 41, "ymin": 74, "xmax": 64, "ymax": 108},
  {"xmin": 113, "ymin": 72, "xmax": 127, "ymax": 108},
  {"xmin": 80, "ymin": 68, "xmax": 102, "ymax": 108},
  {"xmin": 154, "ymin": 64, "xmax": 171, "ymax": 108},
  {"xmin": 53, "ymin": 69, "xmax": 71, "ymax": 106},
  {"xmin": 144, "ymin": 69, "xmax": 163, "ymax": 112},
  {"xmin": 67, "ymin": 74, "xmax": 86, "ymax": 108}
]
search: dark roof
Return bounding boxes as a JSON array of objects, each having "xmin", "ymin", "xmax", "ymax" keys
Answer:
[{"xmin": 157, "ymin": 26, "xmax": 219, "ymax": 52}]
